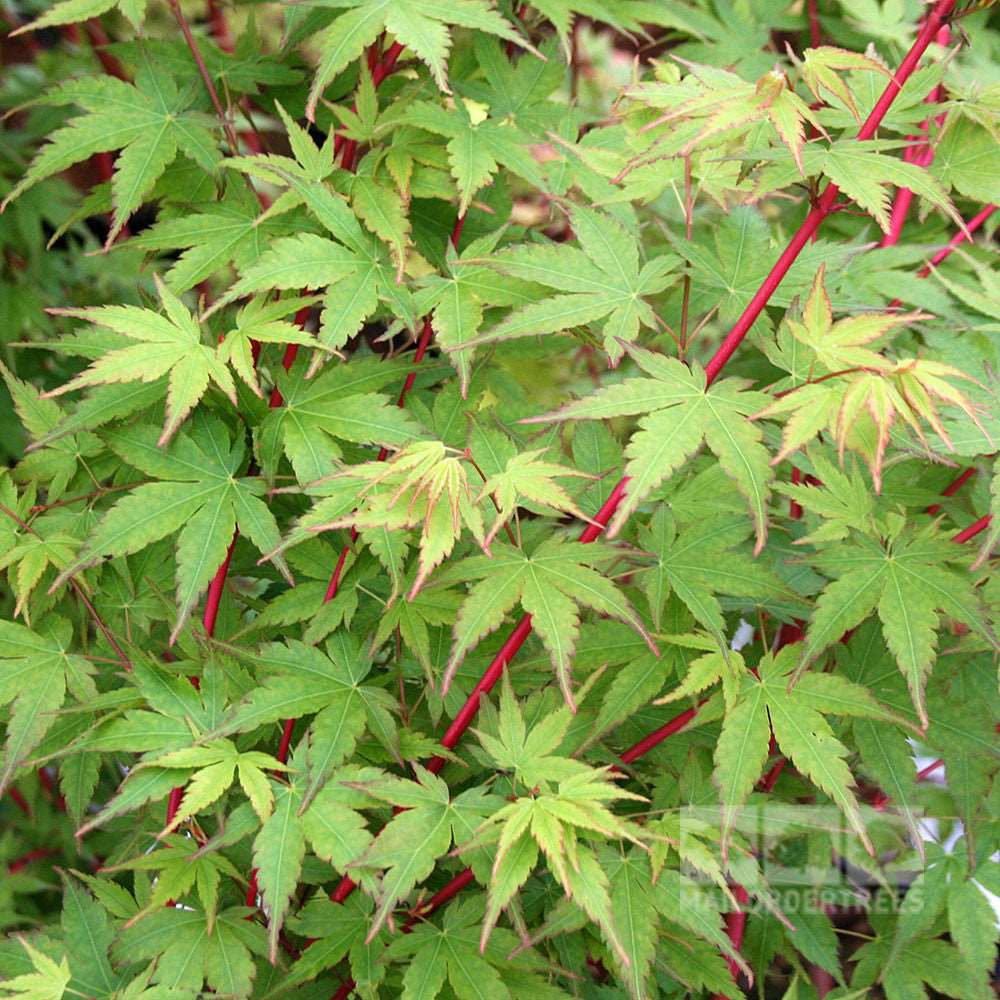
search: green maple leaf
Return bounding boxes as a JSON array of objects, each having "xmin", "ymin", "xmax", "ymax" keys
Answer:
[
  {"xmin": 476, "ymin": 762, "xmax": 646, "ymax": 960},
  {"xmin": 532, "ymin": 343, "xmax": 774, "ymax": 550},
  {"xmin": 476, "ymin": 675, "xmax": 575, "ymax": 791},
  {"xmin": 462, "ymin": 35, "xmax": 568, "ymax": 133},
  {"xmin": 930, "ymin": 117, "xmax": 1000, "ymax": 205},
  {"xmin": 417, "ymin": 230, "xmax": 544, "ymax": 392},
  {"xmin": 52, "ymin": 417, "xmax": 291, "ymax": 642},
  {"xmin": 754, "ymin": 141, "xmax": 961, "ymax": 236},
  {"xmin": 253, "ymin": 783, "xmax": 308, "ymax": 962},
  {"xmin": 213, "ymin": 184, "xmax": 419, "ymax": 357},
  {"xmin": 9, "ymin": 0, "xmax": 146, "ymax": 32},
  {"xmin": 444, "ymin": 535, "xmax": 653, "ymax": 710},
  {"xmin": 217, "ymin": 636, "xmax": 397, "ymax": 809},
  {"xmin": 384, "ymin": 898, "xmax": 511, "ymax": 1000},
  {"xmin": 462, "ymin": 205, "xmax": 679, "ymax": 364},
  {"xmin": 604, "ymin": 848, "xmax": 749, "ymax": 999},
  {"xmin": 0, "ymin": 616, "xmax": 94, "ymax": 796},
  {"xmin": 113, "ymin": 907, "xmax": 267, "ymax": 998},
  {"xmin": 45, "ymin": 276, "xmax": 237, "ymax": 446},
  {"xmin": 385, "ymin": 896, "xmax": 565, "ymax": 1000},
  {"xmin": 347, "ymin": 764, "xmax": 501, "ymax": 941},
  {"xmin": 129, "ymin": 188, "xmax": 298, "ymax": 294},
  {"xmin": 0, "ymin": 940, "xmax": 71, "ymax": 1000},
  {"xmin": 1, "ymin": 363, "xmax": 102, "ymax": 502},
  {"xmin": 780, "ymin": 265, "xmax": 923, "ymax": 375},
  {"xmin": 636, "ymin": 507, "xmax": 792, "ymax": 643},
  {"xmin": 303, "ymin": 440, "xmax": 486, "ymax": 598},
  {"xmin": 800, "ymin": 524, "xmax": 997, "ymax": 726},
  {"xmin": 673, "ymin": 206, "xmax": 856, "ymax": 332},
  {"xmin": 304, "ymin": 0, "xmax": 532, "ymax": 120},
  {"xmin": 217, "ymin": 294, "xmax": 324, "ymax": 399},
  {"xmin": 370, "ymin": 583, "xmax": 463, "ymax": 683},
  {"xmin": 712, "ymin": 644, "xmax": 896, "ymax": 854},
  {"xmin": 2, "ymin": 56, "xmax": 220, "ymax": 245},
  {"xmin": 0, "ymin": 526, "xmax": 80, "ymax": 623},
  {"xmin": 774, "ymin": 448, "xmax": 876, "ymax": 545},
  {"xmin": 404, "ymin": 96, "xmax": 549, "ymax": 216},
  {"xmin": 477, "ymin": 449, "xmax": 593, "ymax": 551},
  {"xmin": 257, "ymin": 354, "xmax": 427, "ymax": 485},
  {"xmin": 632, "ymin": 65, "xmax": 822, "ymax": 173},
  {"xmin": 103, "ymin": 834, "xmax": 243, "ymax": 930},
  {"xmin": 142, "ymin": 738, "xmax": 288, "ymax": 834}
]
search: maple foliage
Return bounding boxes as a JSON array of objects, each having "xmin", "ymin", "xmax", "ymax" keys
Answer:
[{"xmin": 1, "ymin": 2, "xmax": 999, "ymax": 1000}]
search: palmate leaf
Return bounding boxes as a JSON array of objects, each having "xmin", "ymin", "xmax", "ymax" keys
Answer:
[
  {"xmin": 45, "ymin": 277, "xmax": 237, "ymax": 447},
  {"xmin": 304, "ymin": 0, "xmax": 532, "ymax": 120},
  {"xmin": 0, "ymin": 363, "xmax": 102, "ymax": 503},
  {"xmin": 113, "ymin": 907, "xmax": 267, "ymax": 998},
  {"xmin": 780, "ymin": 265, "xmax": 922, "ymax": 374},
  {"xmin": 217, "ymin": 636, "xmax": 395, "ymax": 807},
  {"xmin": 444, "ymin": 536, "xmax": 654, "ymax": 710},
  {"xmin": 2, "ymin": 54, "xmax": 219, "ymax": 244},
  {"xmin": 754, "ymin": 141, "xmax": 962, "ymax": 236},
  {"xmin": 532, "ymin": 343, "xmax": 773, "ymax": 550},
  {"xmin": 404, "ymin": 97, "xmax": 549, "ymax": 216},
  {"xmin": 256, "ymin": 354, "xmax": 427, "ymax": 485},
  {"xmin": 141, "ymin": 738, "xmax": 287, "ymax": 834},
  {"xmin": 637, "ymin": 507, "xmax": 792, "ymax": 643},
  {"xmin": 51, "ymin": 418, "xmax": 290, "ymax": 642},
  {"xmin": 305, "ymin": 441, "xmax": 486, "ymax": 598},
  {"xmin": 801, "ymin": 525, "xmax": 997, "ymax": 726},
  {"xmin": 796, "ymin": 46, "xmax": 891, "ymax": 122},
  {"xmin": 385, "ymin": 898, "xmax": 512, "ymax": 1000},
  {"xmin": 213, "ymin": 216, "xmax": 417, "ymax": 357},
  {"xmin": 462, "ymin": 205, "xmax": 679, "ymax": 364},
  {"xmin": 129, "ymin": 188, "xmax": 298, "ymax": 294},
  {"xmin": 418, "ymin": 231, "xmax": 545, "ymax": 392},
  {"xmin": 712, "ymin": 645, "xmax": 894, "ymax": 854},
  {"xmin": 10, "ymin": 0, "xmax": 146, "ymax": 32},
  {"xmin": 0, "ymin": 616, "xmax": 93, "ymax": 796},
  {"xmin": 631, "ymin": 65, "xmax": 823, "ymax": 173},
  {"xmin": 756, "ymin": 355, "xmax": 985, "ymax": 490},
  {"xmin": 253, "ymin": 783, "xmax": 308, "ymax": 962},
  {"xmin": 477, "ymin": 449, "xmax": 593, "ymax": 551},
  {"xmin": 0, "ymin": 940, "xmax": 71, "ymax": 1000},
  {"xmin": 347, "ymin": 765, "xmax": 500, "ymax": 941}
]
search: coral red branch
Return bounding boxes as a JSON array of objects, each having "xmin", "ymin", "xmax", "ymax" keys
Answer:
[
  {"xmin": 927, "ymin": 466, "xmax": 975, "ymax": 514},
  {"xmin": 952, "ymin": 513, "xmax": 991, "ymax": 544}
]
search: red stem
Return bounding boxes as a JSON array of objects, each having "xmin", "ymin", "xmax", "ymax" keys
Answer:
[
  {"xmin": 720, "ymin": 885, "xmax": 750, "ymax": 987},
  {"xmin": 8, "ymin": 847, "xmax": 52, "ymax": 874},
  {"xmin": 807, "ymin": 0, "xmax": 821, "ymax": 48},
  {"xmin": 880, "ymin": 24, "xmax": 950, "ymax": 248},
  {"xmin": 84, "ymin": 20, "xmax": 127, "ymax": 80},
  {"xmin": 206, "ymin": 0, "xmax": 234, "ymax": 52},
  {"xmin": 952, "ymin": 513, "xmax": 991, "ymax": 544},
  {"xmin": 917, "ymin": 202, "xmax": 998, "ymax": 276},
  {"xmin": 927, "ymin": 466, "xmax": 975, "ymax": 514},
  {"xmin": 703, "ymin": 0, "xmax": 956, "ymax": 386}
]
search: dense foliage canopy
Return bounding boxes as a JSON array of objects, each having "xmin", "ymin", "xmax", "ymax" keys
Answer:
[{"xmin": 1, "ymin": 1, "xmax": 998, "ymax": 998}]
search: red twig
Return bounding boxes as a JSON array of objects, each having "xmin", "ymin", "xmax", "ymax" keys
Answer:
[
  {"xmin": 880, "ymin": 24, "xmax": 950, "ymax": 248},
  {"xmin": 807, "ymin": 0, "xmax": 822, "ymax": 48},
  {"xmin": 8, "ymin": 847, "xmax": 52, "ymax": 874},
  {"xmin": 917, "ymin": 202, "xmax": 998, "ymax": 277},
  {"xmin": 703, "ymin": 0, "xmax": 957, "ymax": 386},
  {"xmin": 206, "ymin": 0, "xmax": 234, "ymax": 52},
  {"xmin": 927, "ymin": 466, "xmax": 975, "ymax": 514},
  {"xmin": 84, "ymin": 20, "xmax": 127, "ymax": 81},
  {"xmin": 952, "ymin": 513, "xmax": 991, "ymax": 544}
]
